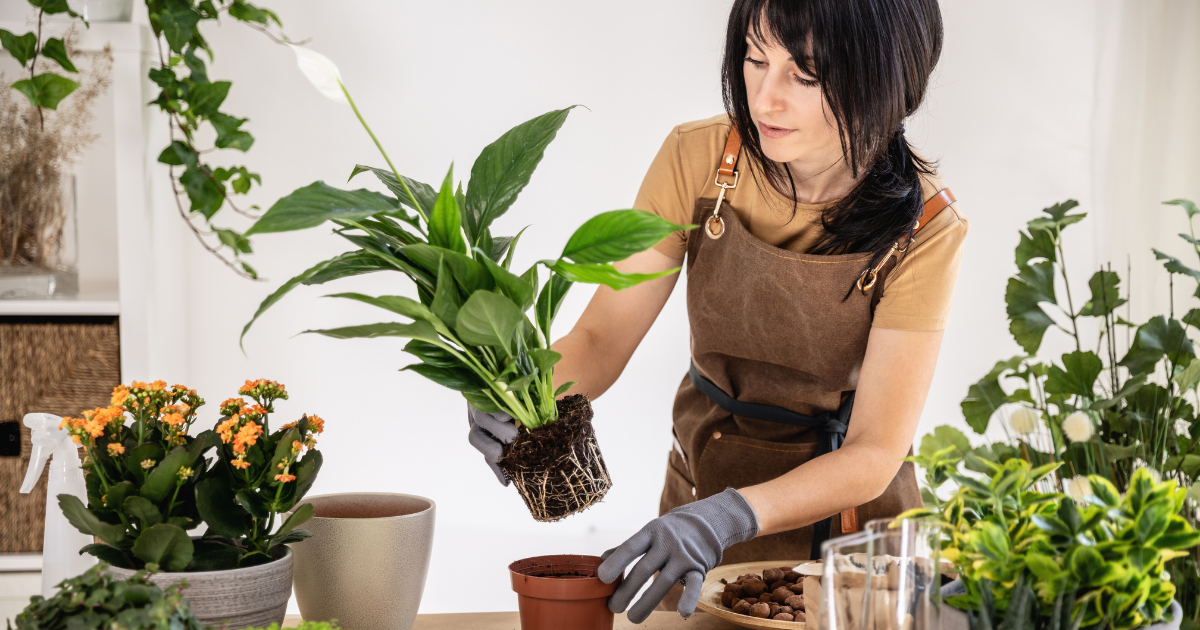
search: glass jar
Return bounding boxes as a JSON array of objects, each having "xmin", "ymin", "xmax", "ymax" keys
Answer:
[{"xmin": 0, "ymin": 174, "xmax": 79, "ymax": 299}]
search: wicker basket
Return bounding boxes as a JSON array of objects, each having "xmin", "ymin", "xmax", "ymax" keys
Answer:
[{"xmin": 0, "ymin": 316, "xmax": 120, "ymax": 552}]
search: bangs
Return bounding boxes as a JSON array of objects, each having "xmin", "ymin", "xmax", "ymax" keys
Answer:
[{"xmin": 743, "ymin": 0, "xmax": 819, "ymax": 78}]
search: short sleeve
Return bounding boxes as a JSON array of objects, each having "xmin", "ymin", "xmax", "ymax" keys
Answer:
[
  {"xmin": 871, "ymin": 206, "xmax": 969, "ymax": 331},
  {"xmin": 633, "ymin": 127, "xmax": 695, "ymax": 260}
]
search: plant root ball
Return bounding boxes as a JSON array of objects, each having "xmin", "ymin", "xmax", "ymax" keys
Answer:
[
  {"xmin": 775, "ymin": 613, "xmax": 795, "ymax": 622},
  {"xmin": 784, "ymin": 595, "xmax": 805, "ymax": 609},
  {"xmin": 773, "ymin": 587, "xmax": 796, "ymax": 602},
  {"xmin": 749, "ymin": 603, "xmax": 771, "ymax": 619},
  {"xmin": 741, "ymin": 579, "xmax": 767, "ymax": 597},
  {"xmin": 763, "ymin": 568, "xmax": 785, "ymax": 584},
  {"xmin": 732, "ymin": 601, "xmax": 752, "ymax": 615}
]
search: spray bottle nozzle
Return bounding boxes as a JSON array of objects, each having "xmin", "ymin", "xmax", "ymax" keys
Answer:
[{"xmin": 21, "ymin": 413, "xmax": 68, "ymax": 494}]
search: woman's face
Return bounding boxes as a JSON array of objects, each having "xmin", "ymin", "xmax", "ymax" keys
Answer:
[{"xmin": 742, "ymin": 33, "xmax": 842, "ymax": 166}]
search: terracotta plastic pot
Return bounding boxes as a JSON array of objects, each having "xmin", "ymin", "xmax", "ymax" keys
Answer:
[
  {"xmin": 105, "ymin": 546, "xmax": 292, "ymax": 630},
  {"xmin": 509, "ymin": 554, "xmax": 621, "ymax": 630}
]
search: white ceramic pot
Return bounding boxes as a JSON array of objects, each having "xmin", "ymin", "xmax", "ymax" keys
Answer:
[
  {"xmin": 289, "ymin": 492, "xmax": 436, "ymax": 630},
  {"xmin": 66, "ymin": 0, "xmax": 133, "ymax": 21},
  {"xmin": 106, "ymin": 547, "xmax": 292, "ymax": 630}
]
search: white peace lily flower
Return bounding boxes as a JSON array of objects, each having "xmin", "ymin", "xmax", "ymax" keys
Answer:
[
  {"xmin": 1065, "ymin": 476, "xmax": 1092, "ymax": 500},
  {"xmin": 290, "ymin": 44, "xmax": 348, "ymax": 104},
  {"xmin": 1062, "ymin": 411, "xmax": 1095, "ymax": 442},
  {"xmin": 1009, "ymin": 406, "xmax": 1040, "ymax": 436}
]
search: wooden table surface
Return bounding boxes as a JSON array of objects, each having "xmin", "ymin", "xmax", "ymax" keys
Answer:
[{"xmin": 284, "ymin": 611, "xmax": 744, "ymax": 629}]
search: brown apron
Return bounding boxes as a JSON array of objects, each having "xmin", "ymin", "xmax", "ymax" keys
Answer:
[{"xmin": 657, "ymin": 127, "xmax": 954, "ymax": 582}]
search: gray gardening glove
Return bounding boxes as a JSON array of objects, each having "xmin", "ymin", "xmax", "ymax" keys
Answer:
[
  {"xmin": 597, "ymin": 487, "xmax": 759, "ymax": 623},
  {"xmin": 467, "ymin": 403, "xmax": 519, "ymax": 486}
]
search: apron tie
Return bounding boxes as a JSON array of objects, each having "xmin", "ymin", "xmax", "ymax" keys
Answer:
[{"xmin": 688, "ymin": 360, "xmax": 855, "ymax": 559}]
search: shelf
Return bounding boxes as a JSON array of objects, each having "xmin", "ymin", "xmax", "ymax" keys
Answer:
[
  {"xmin": 0, "ymin": 554, "xmax": 41, "ymax": 573},
  {"xmin": 0, "ymin": 289, "xmax": 120, "ymax": 316}
]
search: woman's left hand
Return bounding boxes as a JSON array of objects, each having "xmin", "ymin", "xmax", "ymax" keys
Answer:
[{"xmin": 597, "ymin": 487, "xmax": 760, "ymax": 622}]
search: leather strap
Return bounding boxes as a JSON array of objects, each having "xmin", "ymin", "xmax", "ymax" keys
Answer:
[
  {"xmin": 914, "ymin": 188, "xmax": 955, "ymax": 234},
  {"xmin": 719, "ymin": 126, "xmax": 742, "ymax": 177}
]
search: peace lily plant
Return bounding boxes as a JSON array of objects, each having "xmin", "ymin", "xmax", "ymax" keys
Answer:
[{"xmin": 241, "ymin": 46, "xmax": 691, "ymax": 520}]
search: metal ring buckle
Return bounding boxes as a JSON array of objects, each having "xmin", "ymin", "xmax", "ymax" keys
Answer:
[
  {"xmin": 704, "ymin": 214, "xmax": 725, "ymax": 239},
  {"xmin": 705, "ymin": 171, "xmax": 738, "ymax": 241}
]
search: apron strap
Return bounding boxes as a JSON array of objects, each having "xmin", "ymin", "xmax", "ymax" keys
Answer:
[{"xmin": 688, "ymin": 360, "xmax": 855, "ymax": 558}]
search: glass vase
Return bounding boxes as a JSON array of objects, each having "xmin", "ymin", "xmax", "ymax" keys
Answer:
[
  {"xmin": 820, "ymin": 518, "xmax": 950, "ymax": 630},
  {"xmin": 0, "ymin": 174, "xmax": 79, "ymax": 299}
]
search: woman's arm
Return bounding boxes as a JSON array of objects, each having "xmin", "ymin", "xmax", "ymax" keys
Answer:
[
  {"xmin": 738, "ymin": 326, "xmax": 945, "ymax": 536},
  {"xmin": 550, "ymin": 247, "xmax": 683, "ymax": 399}
]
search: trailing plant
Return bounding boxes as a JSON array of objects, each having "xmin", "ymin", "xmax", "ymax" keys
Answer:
[
  {"xmin": 240, "ymin": 48, "xmax": 691, "ymax": 430},
  {"xmin": 939, "ymin": 199, "xmax": 1200, "ymax": 622},
  {"xmin": 1, "ymin": 1, "xmax": 85, "ymax": 126},
  {"xmin": 56, "ymin": 379, "xmax": 325, "ymax": 571},
  {"xmin": 901, "ymin": 451, "xmax": 1200, "ymax": 630},
  {"xmin": 7, "ymin": 562, "xmax": 204, "ymax": 630}
]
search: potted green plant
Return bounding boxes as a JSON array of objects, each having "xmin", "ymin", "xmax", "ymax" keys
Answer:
[
  {"xmin": 240, "ymin": 47, "xmax": 691, "ymax": 522},
  {"xmin": 7, "ymin": 562, "xmax": 204, "ymax": 630},
  {"xmin": 901, "ymin": 448, "xmax": 1198, "ymax": 629},
  {"xmin": 54, "ymin": 379, "xmax": 325, "ymax": 629}
]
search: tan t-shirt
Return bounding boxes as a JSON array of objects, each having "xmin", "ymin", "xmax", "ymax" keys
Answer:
[{"xmin": 633, "ymin": 114, "xmax": 969, "ymax": 331}]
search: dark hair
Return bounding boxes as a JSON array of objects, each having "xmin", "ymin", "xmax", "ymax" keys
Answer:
[{"xmin": 721, "ymin": 0, "xmax": 943, "ymax": 281}]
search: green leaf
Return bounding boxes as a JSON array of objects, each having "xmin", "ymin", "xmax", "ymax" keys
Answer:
[
  {"xmin": 402, "ymin": 363, "xmax": 486, "ymax": 393},
  {"xmin": 194, "ymin": 477, "xmax": 251, "ymax": 538},
  {"xmin": 429, "ymin": 166, "xmax": 466, "ymax": 254},
  {"xmin": 157, "ymin": 3, "xmax": 201, "ymax": 52},
  {"xmin": 131, "ymin": 524, "xmax": 194, "ymax": 572},
  {"xmin": 406, "ymin": 244, "xmax": 494, "ymax": 295},
  {"xmin": 291, "ymin": 450, "xmax": 322, "ymax": 507},
  {"xmin": 404, "ymin": 339, "xmax": 459, "ymax": 367},
  {"xmin": 549, "ymin": 260, "xmax": 677, "ymax": 290},
  {"xmin": 39, "ymin": 38, "xmax": 76, "ymax": 73},
  {"xmin": 1069, "ymin": 546, "xmax": 1104, "ymax": 584},
  {"xmin": 456, "ymin": 291, "xmax": 524, "ymax": 354},
  {"xmin": 1165, "ymin": 199, "xmax": 1200, "ymax": 219},
  {"xmin": 11, "ymin": 73, "xmax": 80, "ymax": 110},
  {"xmin": 140, "ymin": 447, "xmax": 191, "ymax": 503},
  {"xmin": 1087, "ymin": 476, "xmax": 1121, "ymax": 508},
  {"xmin": 235, "ymin": 489, "xmax": 270, "ymax": 519},
  {"xmin": 80, "ymin": 544, "xmax": 134, "ymax": 568},
  {"xmin": 30, "ymin": 0, "xmax": 79, "ymax": 15},
  {"xmin": 918, "ymin": 425, "xmax": 971, "ymax": 458},
  {"xmin": 187, "ymin": 80, "xmax": 231, "ymax": 116},
  {"xmin": 156, "ymin": 140, "xmax": 197, "ymax": 167},
  {"xmin": 188, "ymin": 545, "xmax": 243, "ymax": 571},
  {"xmin": 1176, "ymin": 359, "xmax": 1200, "ymax": 392},
  {"xmin": 57, "ymin": 494, "xmax": 125, "ymax": 545},
  {"xmin": 210, "ymin": 113, "xmax": 254, "ymax": 151},
  {"xmin": 247, "ymin": 182, "xmax": 402, "ymax": 235},
  {"xmin": 180, "ymin": 165, "xmax": 225, "ymax": 219},
  {"xmin": 1079, "ymin": 270, "xmax": 1126, "ymax": 317},
  {"xmin": 502, "ymin": 226, "xmax": 530, "ymax": 269},
  {"xmin": 324, "ymin": 292, "xmax": 452, "ymax": 338},
  {"xmin": 305, "ymin": 320, "xmax": 445, "ymax": 346},
  {"xmin": 477, "ymin": 250, "xmax": 535, "ymax": 310},
  {"xmin": 554, "ymin": 382, "xmax": 575, "ymax": 397},
  {"xmin": 960, "ymin": 356, "xmax": 1024, "ymax": 434},
  {"xmin": 1153, "ymin": 248, "xmax": 1200, "ymax": 282},
  {"xmin": 463, "ymin": 106, "xmax": 578, "ymax": 244},
  {"xmin": 1015, "ymin": 228, "xmax": 1056, "ymax": 268},
  {"xmin": 269, "ymin": 503, "xmax": 314, "ymax": 549},
  {"xmin": 241, "ymin": 250, "xmax": 394, "ymax": 348},
  {"xmin": 1025, "ymin": 552, "xmax": 1063, "ymax": 582},
  {"xmin": 561, "ymin": 209, "xmax": 691, "ymax": 264},
  {"xmin": 536, "ymin": 273, "xmax": 573, "ymax": 342},
  {"xmin": 1006, "ymin": 261, "xmax": 1057, "ymax": 353},
  {"xmin": 1136, "ymin": 499, "xmax": 1174, "ymax": 544},
  {"xmin": 1120, "ymin": 316, "xmax": 1195, "ymax": 376},
  {"xmin": 216, "ymin": 228, "xmax": 253, "ymax": 255},
  {"xmin": 1045, "ymin": 351, "xmax": 1103, "ymax": 397},
  {"xmin": 228, "ymin": 1, "xmax": 277, "ymax": 25},
  {"xmin": 123, "ymin": 496, "xmax": 163, "ymax": 529},
  {"xmin": 104, "ymin": 481, "xmax": 136, "ymax": 511},
  {"xmin": 529, "ymin": 348, "xmax": 562, "ymax": 375},
  {"xmin": 431, "ymin": 258, "xmax": 461, "ymax": 328},
  {"xmin": 0, "ymin": 30, "xmax": 37, "ymax": 66},
  {"xmin": 349, "ymin": 165, "xmax": 437, "ymax": 216},
  {"xmin": 270, "ymin": 529, "xmax": 313, "ymax": 546}
]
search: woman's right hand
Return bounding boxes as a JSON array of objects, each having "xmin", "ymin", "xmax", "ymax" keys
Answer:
[{"xmin": 467, "ymin": 403, "xmax": 519, "ymax": 486}]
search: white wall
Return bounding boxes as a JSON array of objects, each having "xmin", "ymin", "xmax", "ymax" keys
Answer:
[{"xmin": 7, "ymin": 0, "xmax": 1152, "ymax": 615}]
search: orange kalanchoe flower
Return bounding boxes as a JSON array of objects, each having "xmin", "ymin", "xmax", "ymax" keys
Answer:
[
  {"xmin": 232, "ymin": 421, "xmax": 263, "ymax": 454},
  {"xmin": 306, "ymin": 415, "xmax": 325, "ymax": 434},
  {"xmin": 216, "ymin": 416, "xmax": 240, "ymax": 444},
  {"xmin": 274, "ymin": 473, "xmax": 296, "ymax": 483},
  {"xmin": 107, "ymin": 443, "xmax": 125, "ymax": 456},
  {"xmin": 111, "ymin": 386, "xmax": 130, "ymax": 406},
  {"xmin": 231, "ymin": 458, "xmax": 252, "ymax": 470}
]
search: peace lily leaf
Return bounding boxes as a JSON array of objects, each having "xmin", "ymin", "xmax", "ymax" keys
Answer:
[
  {"xmin": 1006, "ymin": 261, "xmax": 1057, "ymax": 353},
  {"xmin": 463, "ymin": 106, "xmax": 577, "ymax": 244},
  {"xmin": 349, "ymin": 165, "xmax": 436, "ymax": 216},
  {"xmin": 529, "ymin": 348, "xmax": 562, "ymax": 375},
  {"xmin": 1079, "ymin": 270, "xmax": 1126, "ymax": 317},
  {"xmin": 456, "ymin": 291, "xmax": 523, "ymax": 354},
  {"xmin": 549, "ymin": 260, "xmax": 677, "ymax": 290},
  {"xmin": 0, "ymin": 30, "xmax": 36, "ymax": 66},
  {"xmin": 429, "ymin": 166, "xmax": 466, "ymax": 254},
  {"xmin": 561, "ymin": 209, "xmax": 692, "ymax": 264},
  {"xmin": 246, "ymin": 182, "xmax": 401, "ymax": 235},
  {"xmin": 1164, "ymin": 198, "xmax": 1200, "ymax": 219},
  {"xmin": 431, "ymin": 258, "xmax": 461, "ymax": 328},
  {"xmin": 289, "ymin": 43, "xmax": 348, "ymax": 104},
  {"xmin": 403, "ymin": 363, "xmax": 486, "ymax": 393},
  {"xmin": 1045, "ymin": 351, "xmax": 1103, "ymax": 397},
  {"xmin": 1015, "ymin": 228, "xmax": 1056, "ymax": 269},
  {"xmin": 503, "ymin": 226, "xmax": 530, "ymax": 269},
  {"xmin": 404, "ymin": 339, "xmax": 459, "ymax": 368},
  {"xmin": 11, "ymin": 72, "xmax": 80, "ymax": 110},
  {"xmin": 537, "ymin": 273, "xmax": 572, "ymax": 339},
  {"xmin": 1152, "ymin": 249, "xmax": 1200, "ymax": 283},
  {"xmin": 477, "ymin": 249, "xmax": 535, "ymax": 310},
  {"xmin": 241, "ymin": 250, "xmax": 393, "ymax": 348},
  {"xmin": 323, "ymin": 292, "xmax": 453, "ymax": 338},
  {"xmin": 131, "ymin": 524, "xmax": 193, "ymax": 572},
  {"xmin": 1120, "ymin": 316, "xmax": 1195, "ymax": 376},
  {"xmin": 305, "ymin": 320, "xmax": 445, "ymax": 346}
]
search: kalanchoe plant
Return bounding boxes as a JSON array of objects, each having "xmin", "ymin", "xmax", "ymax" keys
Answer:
[
  {"xmin": 240, "ymin": 49, "xmax": 692, "ymax": 430},
  {"xmin": 8, "ymin": 562, "xmax": 204, "ymax": 630},
  {"xmin": 901, "ymin": 451, "xmax": 1200, "ymax": 630},
  {"xmin": 56, "ymin": 379, "xmax": 324, "ymax": 572}
]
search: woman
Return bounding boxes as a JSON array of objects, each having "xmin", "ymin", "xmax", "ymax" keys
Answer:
[{"xmin": 467, "ymin": 0, "xmax": 966, "ymax": 622}]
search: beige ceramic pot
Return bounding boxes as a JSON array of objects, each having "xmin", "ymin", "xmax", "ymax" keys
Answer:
[
  {"xmin": 289, "ymin": 492, "xmax": 436, "ymax": 630},
  {"xmin": 106, "ymin": 547, "xmax": 292, "ymax": 630}
]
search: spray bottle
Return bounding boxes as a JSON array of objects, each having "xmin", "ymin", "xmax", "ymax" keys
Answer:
[{"xmin": 20, "ymin": 412, "xmax": 96, "ymax": 598}]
